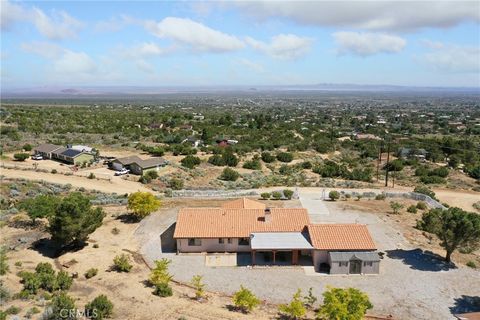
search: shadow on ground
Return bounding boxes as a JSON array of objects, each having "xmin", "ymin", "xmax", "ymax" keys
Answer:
[
  {"xmin": 386, "ymin": 248, "xmax": 456, "ymax": 271},
  {"xmin": 450, "ymin": 295, "xmax": 480, "ymax": 314},
  {"xmin": 160, "ymin": 223, "xmax": 176, "ymax": 253},
  {"xmin": 31, "ymin": 238, "xmax": 87, "ymax": 258}
]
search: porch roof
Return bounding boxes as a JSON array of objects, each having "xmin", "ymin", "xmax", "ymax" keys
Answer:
[
  {"xmin": 329, "ymin": 251, "xmax": 380, "ymax": 262},
  {"xmin": 250, "ymin": 232, "xmax": 313, "ymax": 250}
]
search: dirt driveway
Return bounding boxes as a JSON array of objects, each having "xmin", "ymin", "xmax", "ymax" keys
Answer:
[{"xmin": 137, "ymin": 196, "xmax": 480, "ymax": 320}]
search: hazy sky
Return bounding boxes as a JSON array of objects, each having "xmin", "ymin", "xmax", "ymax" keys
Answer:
[{"xmin": 1, "ymin": 1, "xmax": 479, "ymax": 88}]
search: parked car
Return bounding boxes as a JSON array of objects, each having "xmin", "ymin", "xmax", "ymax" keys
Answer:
[
  {"xmin": 114, "ymin": 169, "xmax": 129, "ymax": 176},
  {"xmin": 31, "ymin": 154, "xmax": 43, "ymax": 160}
]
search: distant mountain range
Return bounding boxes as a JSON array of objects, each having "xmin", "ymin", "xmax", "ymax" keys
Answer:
[{"xmin": 2, "ymin": 83, "xmax": 479, "ymax": 98}]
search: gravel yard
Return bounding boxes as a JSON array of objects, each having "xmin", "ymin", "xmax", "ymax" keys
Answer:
[{"xmin": 138, "ymin": 193, "xmax": 480, "ymax": 320}]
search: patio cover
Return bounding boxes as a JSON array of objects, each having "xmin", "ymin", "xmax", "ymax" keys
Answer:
[{"xmin": 250, "ymin": 232, "xmax": 313, "ymax": 250}]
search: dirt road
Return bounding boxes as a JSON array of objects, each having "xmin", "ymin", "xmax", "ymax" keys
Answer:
[{"xmin": 0, "ymin": 168, "xmax": 151, "ymax": 194}]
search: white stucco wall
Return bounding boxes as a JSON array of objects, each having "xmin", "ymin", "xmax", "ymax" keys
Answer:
[{"xmin": 177, "ymin": 238, "xmax": 251, "ymax": 253}]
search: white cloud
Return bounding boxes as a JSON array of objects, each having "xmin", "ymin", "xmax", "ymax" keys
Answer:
[
  {"xmin": 135, "ymin": 60, "xmax": 155, "ymax": 74},
  {"xmin": 237, "ymin": 58, "xmax": 265, "ymax": 73},
  {"xmin": 134, "ymin": 42, "xmax": 169, "ymax": 57},
  {"xmin": 234, "ymin": 1, "xmax": 480, "ymax": 32},
  {"xmin": 420, "ymin": 42, "xmax": 480, "ymax": 73},
  {"xmin": 54, "ymin": 51, "xmax": 96, "ymax": 74},
  {"xmin": 333, "ymin": 32, "xmax": 406, "ymax": 56},
  {"xmin": 246, "ymin": 34, "xmax": 313, "ymax": 59},
  {"xmin": 145, "ymin": 17, "xmax": 245, "ymax": 52},
  {"xmin": 1, "ymin": 0, "xmax": 82, "ymax": 40},
  {"xmin": 94, "ymin": 15, "xmax": 135, "ymax": 33},
  {"xmin": 21, "ymin": 41, "xmax": 65, "ymax": 59}
]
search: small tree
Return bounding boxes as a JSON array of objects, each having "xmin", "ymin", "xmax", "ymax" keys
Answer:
[
  {"xmin": 329, "ymin": 190, "xmax": 340, "ymax": 201},
  {"xmin": 48, "ymin": 193, "xmax": 105, "ymax": 248},
  {"xmin": 261, "ymin": 152, "xmax": 276, "ymax": 163},
  {"xmin": 390, "ymin": 201, "xmax": 404, "ymax": 214},
  {"xmin": 272, "ymin": 191, "xmax": 282, "ymax": 200},
  {"xmin": 22, "ymin": 144, "xmax": 32, "ymax": 151},
  {"xmin": 303, "ymin": 287, "xmax": 317, "ymax": 309},
  {"xmin": 0, "ymin": 247, "xmax": 9, "ymax": 275},
  {"xmin": 85, "ymin": 294, "xmax": 114, "ymax": 320},
  {"xmin": 219, "ymin": 168, "xmax": 240, "ymax": 181},
  {"xmin": 168, "ymin": 178, "xmax": 184, "ymax": 190},
  {"xmin": 113, "ymin": 254, "xmax": 132, "ymax": 272},
  {"xmin": 191, "ymin": 275, "xmax": 206, "ymax": 300},
  {"xmin": 56, "ymin": 271, "xmax": 73, "ymax": 291},
  {"xmin": 417, "ymin": 207, "xmax": 480, "ymax": 262},
  {"xmin": 283, "ymin": 189, "xmax": 294, "ymax": 200},
  {"xmin": 150, "ymin": 259, "xmax": 173, "ymax": 297},
  {"xmin": 13, "ymin": 153, "xmax": 29, "ymax": 161},
  {"xmin": 260, "ymin": 192, "xmax": 271, "ymax": 200},
  {"xmin": 416, "ymin": 201, "xmax": 428, "ymax": 210},
  {"xmin": 181, "ymin": 155, "xmax": 201, "ymax": 169},
  {"xmin": 20, "ymin": 194, "xmax": 59, "ymax": 224},
  {"xmin": 277, "ymin": 152, "xmax": 294, "ymax": 163},
  {"xmin": 407, "ymin": 205, "xmax": 417, "ymax": 214},
  {"xmin": 318, "ymin": 287, "xmax": 373, "ymax": 320},
  {"xmin": 127, "ymin": 192, "xmax": 161, "ymax": 220},
  {"xmin": 279, "ymin": 289, "xmax": 306, "ymax": 319},
  {"xmin": 46, "ymin": 292, "xmax": 76, "ymax": 320},
  {"xmin": 232, "ymin": 286, "xmax": 260, "ymax": 313},
  {"xmin": 222, "ymin": 150, "xmax": 239, "ymax": 167}
]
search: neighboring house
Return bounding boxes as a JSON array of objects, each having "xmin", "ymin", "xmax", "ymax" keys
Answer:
[
  {"xmin": 173, "ymin": 198, "xmax": 380, "ymax": 275},
  {"xmin": 52, "ymin": 148, "xmax": 94, "ymax": 165},
  {"xmin": 69, "ymin": 145, "xmax": 93, "ymax": 153},
  {"xmin": 353, "ymin": 133, "xmax": 382, "ymax": 141},
  {"xmin": 182, "ymin": 137, "xmax": 202, "ymax": 148},
  {"xmin": 110, "ymin": 155, "xmax": 143, "ymax": 171},
  {"xmin": 397, "ymin": 148, "xmax": 427, "ymax": 160},
  {"xmin": 129, "ymin": 158, "xmax": 168, "ymax": 175},
  {"xmin": 33, "ymin": 144, "xmax": 63, "ymax": 159},
  {"xmin": 216, "ymin": 139, "xmax": 238, "ymax": 147}
]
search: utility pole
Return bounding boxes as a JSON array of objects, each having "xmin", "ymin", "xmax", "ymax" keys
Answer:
[
  {"xmin": 385, "ymin": 139, "xmax": 391, "ymax": 187},
  {"xmin": 376, "ymin": 140, "xmax": 383, "ymax": 181}
]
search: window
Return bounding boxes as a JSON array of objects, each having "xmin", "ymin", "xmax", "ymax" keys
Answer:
[
  {"xmin": 339, "ymin": 262, "xmax": 348, "ymax": 267},
  {"xmin": 364, "ymin": 261, "xmax": 373, "ymax": 267},
  {"xmin": 227, "ymin": 238, "xmax": 233, "ymax": 244},
  {"xmin": 238, "ymin": 238, "xmax": 250, "ymax": 246},
  {"xmin": 218, "ymin": 238, "xmax": 224, "ymax": 244},
  {"xmin": 188, "ymin": 238, "xmax": 202, "ymax": 246}
]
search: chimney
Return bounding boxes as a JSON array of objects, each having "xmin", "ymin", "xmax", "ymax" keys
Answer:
[{"xmin": 264, "ymin": 208, "xmax": 271, "ymax": 222}]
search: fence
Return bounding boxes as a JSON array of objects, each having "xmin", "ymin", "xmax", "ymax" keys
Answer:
[{"xmin": 172, "ymin": 189, "xmax": 258, "ymax": 198}]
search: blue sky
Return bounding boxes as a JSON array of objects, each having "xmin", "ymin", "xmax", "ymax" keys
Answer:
[{"xmin": 1, "ymin": 1, "xmax": 479, "ymax": 88}]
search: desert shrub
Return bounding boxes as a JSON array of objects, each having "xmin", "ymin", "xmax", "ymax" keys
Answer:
[
  {"xmin": 111, "ymin": 227, "xmax": 120, "ymax": 235},
  {"xmin": 407, "ymin": 205, "xmax": 418, "ymax": 214},
  {"xmin": 279, "ymin": 289, "xmax": 306, "ymax": 319},
  {"xmin": 345, "ymin": 193, "xmax": 352, "ymax": 200},
  {"xmin": 283, "ymin": 189, "xmax": 294, "ymax": 200},
  {"xmin": 219, "ymin": 168, "xmax": 240, "ymax": 181},
  {"xmin": 191, "ymin": 275, "xmax": 206, "ymax": 300},
  {"xmin": 168, "ymin": 178, "xmax": 184, "ymax": 190},
  {"xmin": 303, "ymin": 287, "xmax": 317, "ymax": 309},
  {"xmin": 329, "ymin": 190, "xmax": 340, "ymax": 201},
  {"xmin": 55, "ymin": 271, "xmax": 73, "ymax": 291},
  {"xmin": 5, "ymin": 306, "xmax": 20, "ymax": 315},
  {"xmin": 261, "ymin": 152, "xmax": 276, "ymax": 163},
  {"xmin": 222, "ymin": 150, "xmax": 239, "ymax": 167},
  {"xmin": 416, "ymin": 202, "xmax": 428, "ymax": 210},
  {"xmin": 93, "ymin": 244, "xmax": 99, "ymax": 248},
  {"xmin": 414, "ymin": 185, "xmax": 437, "ymax": 200},
  {"xmin": 181, "ymin": 155, "xmax": 201, "ymax": 169},
  {"xmin": 85, "ymin": 294, "xmax": 114, "ymax": 319},
  {"xmin": 420, "ymin": 175, "xmax": 445, "ymax": 184},
  {"xmin": 46, "ymin": 292, "xmax": 76, "ymax": 320},
  {"xmin": 272, "ymin": 191, "xmax": 282, "ymax": 200},
  {"xmin": 51, "ymin": 169, "xmax": 57, "ymax": 174},
  {"xmin": 153, "ymin": 282, "xmax": 173, "ymax": 297},
  {"xmin": 232, "ymin": 286, "xmax": 260, "ymax": 313},
  {"xmin": 23, "ymin": 144, "xmax": 32, "ymax": 151},
  {"xmin": 0, "ymin": 247, "xmax": 9, "ymax": 275},
  {"xmin": 277, "ymin": 152, "xmax": 294, "ymax": 163},
  {"xmin": 466, "ymin": 261, "xmax": 477, "ymax": 269},
  {"xmin": 473, "ymin": 201, "xmax": 480, "ymax": 212},
  {"xmin": 318, "ymin": 287, "xmax": 372, "ymax": 320},
  {"xmin": 13, "ymin": 153, "xmax": 29, "ymax": 161},
  {"xmin": 208, "ymin": 154, "xmax": 225, "ymax": 166},
  {"xmin": 112, "ymin": 254, "xmax": 132, "ymax": 273},
  {"xmin": 390, "ymin": 201, "xmax": 404, "ymax": 214},
  {"xmin": 301, "ymin": 161, "xmax": 312, "ymax": 169},
  {"xmin": 26, "ymin": 306, "xmax": 40, "ymax": 317},
  {"xmin": 88, "ymin": 173, "xmax": 96, "ymax": 179},
  {"xmin": 429, "ymin": 167, "xmax": 449, "ymax": 178},
  {"xmin": 243, "ymin": 159, "xmax": 261, "ymax": 170},
  {"xmin": 85, "ymin": 268, "xmax": 98, "ymax": 279},
  {"xmin": 375, "ymin": 193, "xmax": 386, "ymax": 200},
  {"xmin": 260, "ymin": 192, "xmax": 271, "ymax": 200},
  {"xmin": 145, "ymin": 170, "xmax": 158, "ymax": 180}
]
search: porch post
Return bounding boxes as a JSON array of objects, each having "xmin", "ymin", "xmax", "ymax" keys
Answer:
[
  {"xmin": 292, "ymin": 250, "xmax": 298, "ymax": 265},
  {"xmin": 273, "ymin": 250, "xmax": 276, "ymax": 265},
  {"xmin": 251, "ymin": 250, "xmax": 255, "ymax": 266}
]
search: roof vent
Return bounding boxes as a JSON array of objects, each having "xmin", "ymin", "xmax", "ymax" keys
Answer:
[{"xmin": 264, "ymin": 208, "xmax": 272, "ymax": 222}]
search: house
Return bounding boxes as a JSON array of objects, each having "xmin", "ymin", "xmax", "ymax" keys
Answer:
[
  {"xmin": 182, "ymin": 137, "xmax": 202, "ymax": 148},
  {"xmin": 353, "ymin": 133, "xmax": 382, "ymax": 141},
  {"xmin": 52, "ymin": 148, "xmax": 94, "ymax": 165},
  {"xmin": 69, "ymin": 145, "xmax": 93, "ymax": 153},
  {"xmin": 216, "ymin": 139, "xmax": 238, "ymax": 147},
  {"xmin": 110, "ymin": 156, "xmax": 143, "ymax": 171},
  {"xmin": 173, "ymin": 198, "xmax": 380, "ymax": 274},
  {"xmin": 397, "ymin": 148, "xmax": 427, "ymax": 160},
  {"xmin": 33, "ymin": 144, "xmax": 63, "ymax": 159},
  {"xmin": 129, "ymin": 158, "xmax": 168, "ymax": 175}
]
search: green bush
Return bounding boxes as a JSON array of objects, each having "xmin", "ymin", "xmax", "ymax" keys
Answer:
[
  {"xmin": 145, "ymin": 170, "xmax": 159, "ymax": 180},
  {"xmin": 47, "ymin": 292, "xmax": 76, "ymax": 320},
  {"xmin": 208, "ymin": 154, "xmax": 225, "ymax": 166},
  {"xmin": 329, "ymin": 190, "xmax": 340, "ymax": 201},
  {"xmin": 232, "ymin": 286, "xmax": 260, "ymax": 313},
  {"xmin": 219, "ymin": 168, "xmax": 240, "ymax": 181},
  {"xmin": 277, "ymin": 152, "xmax": 294, "ymax": 163},
  {"xmin": 242, "ymin": 159, "xmax": 261, "ymax": 170},
  {"xmin": 88, "ymin": 173, "xmax": 96, "ymax": 179},
  {"xmin": 279, "ymin": 289, "xmax": 306, "ymax": 319},
  {"xmin": 168, "ymin": 178, "xmax": 184, "ymax": 190},
  {"xmin": 13, "ymin": 153, "xmax": 29, "ymax": 161},
  {"xmin": 5, "ymin": 306, "xmax": 20, "ymax": 315},
  {"xmin": 283, "ymin": 189, "xmax": 294, "ymax": 200},
  {"xmin": 261, "ymin": 152, "xmax": 276, "ymax": 163},
  {"xmin": 390, "ymin": 201, "xmax": 404, "ymax": 214},
  {"xmin": 181, "ymin": 155, "xmax": 201, "ymax": 169},
  {"xmin": 51, "ymin": 169, "xmax": 57, "ymax": 174},
  {"xmin": 260, "ymin": 192, "xmax": 271, "ymax": 200},
  {"xmin": 407, "ymin": 205, "xmax": 418, "ymax": 214},
  {"xmin": 416, "ymin": 202, "xmax": 428, "ymax": 210},
  {"xmin": 375, "ymin": 193, "xmax": 386, "ymax": 200},
  {"xmin": 301, "ymin": 161, "xmax": 312, "ymax": 169},
  {"xmin": 420, "ymin": 175, "xmax": 445, "ymax": 184},
  {"xmin": 153, "ymin": 282, "xmax": 173, "ymax": 297},
  {"xmin": 23, "ymin": 144, "xmax": 32, "ymax": 151},
  {"xmin": 85, "ymin": 294, "xmax": 114, "ymax": 319},
  {"xmin": 55, "ymin": 271, "xmax": 73, "ymax": 291},
  {"xmin": 85, "ymin": 268, "xmax": 98, "ymax": 279},
  {"xmin": 414, "ymin": 186, "xmax": 437, "ymax": 200},
  {"xmin": 272, "ymin": 191, "xmax": 282, "ymax": 200},
  {"xmin": 112, "ymin": 254, "xmax": 132, "ymax": 273},
  {"xmin": 466, "ymin": 261, "xmax": 477, "ymax": 269}
]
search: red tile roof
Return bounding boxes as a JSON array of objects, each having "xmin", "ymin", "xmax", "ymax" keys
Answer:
[
  {"xmin": 307, "ymin": 224, "xmax": 376, "ymax": 250},
  {"xmin": 221, "ymin": 198, "xmax": 266, "ymax": 209},
  {"xmin": 173, "ymin": 208, "xmax": 310, "ymax": 238}
]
